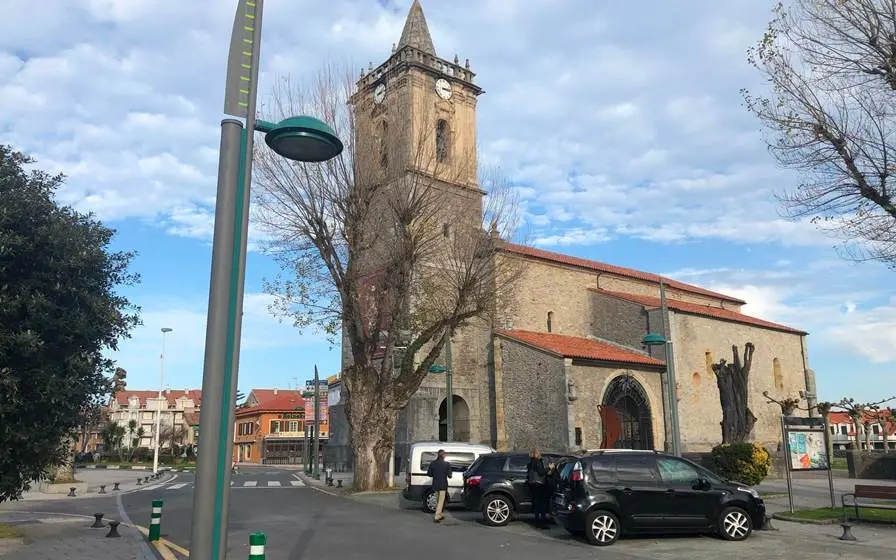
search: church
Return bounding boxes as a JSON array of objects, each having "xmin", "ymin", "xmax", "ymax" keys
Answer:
[{"xmin": 326, "ymin": 1, "xmax": 816, "ymax": 468}]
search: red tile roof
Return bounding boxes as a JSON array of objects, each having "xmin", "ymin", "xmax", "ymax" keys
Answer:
[
  {"xmin": 184, "ymin": 411, "xmax": 200, "ymax": 426},
  {"xmin": 594, "ymin": 290, "xmax": 806, "ymax": 335},
  {"xmin": 502, "ymin": 243, "xmax": 746, "ymax": 305},
  {"xmin": 495, "ymin": 329, "xmax": 664, "ymax": 367},
  {"xmin": 829, "ymin": 409, "xmax": 894, "ymax": 427},
  {"xmin": 112, "ymin": 389, "xmax": 202, "ymax": 407},
  {"xmin": 243, "ymin": 389, "xmax": 306, "ymax": 413}
]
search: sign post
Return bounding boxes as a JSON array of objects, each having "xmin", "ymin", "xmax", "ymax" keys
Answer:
[{"xmin": 781, "ymin": 415, "xmax": 834, "ymax": 512}]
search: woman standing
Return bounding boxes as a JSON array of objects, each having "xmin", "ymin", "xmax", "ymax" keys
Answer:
[{"xmin": 526, "ymin": 448, "xmax": 548, "ymax": 529}]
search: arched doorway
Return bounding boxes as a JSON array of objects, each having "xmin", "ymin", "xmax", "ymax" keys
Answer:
[
  {"xmin": 438, "ymin": 395, "xmax": 471, "ymax": 442},
  {"xmin": 601, "ymin": 375, "xmax": 654, "ymax": 450}
]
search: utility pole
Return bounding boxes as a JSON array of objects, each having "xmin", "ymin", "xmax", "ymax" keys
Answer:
[
  {"xmin": 659, "ymin": 280, "xmax": 681, "ymax": 456},
  {"xmin": 153, "ymin": 327, "xmax": 173, "ymax": 474},
  {"xmin": 446, "ymin": 334, "xmax": 454, "ymax": 442},
  {"xmin": 313, "ymin": 365, "xmax": 321, "ymax": 479}
]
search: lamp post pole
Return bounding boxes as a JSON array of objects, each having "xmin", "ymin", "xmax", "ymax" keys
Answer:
[
  {"xmin": 446, "ymin": 334, "xmax": 454, "ymax": 442},
  {"xmin": 313, "ymin": 365, "xmax": 321, "ymax": 479},
  {"xmin": 659, "ymin": 280, "xmax": 682, "ymax": 456},
  {"xmin": 153, "ymin": 327, "xmax": 173, "ymax": 474}
]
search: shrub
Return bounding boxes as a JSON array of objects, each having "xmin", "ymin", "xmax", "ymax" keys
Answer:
[{"xmin": 710, "ymin": 442, "xmax": 771, "ymax": 486}]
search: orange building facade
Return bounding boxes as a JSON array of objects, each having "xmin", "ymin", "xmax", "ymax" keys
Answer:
[{"xmin": 233, "ymin": 388, "xmax": 329, "ymax": 465}]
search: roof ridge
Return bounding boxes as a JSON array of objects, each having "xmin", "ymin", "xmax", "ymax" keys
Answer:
[{"xmin": 585, "ymin": 334, "xmax": 654, "ymax": 357}]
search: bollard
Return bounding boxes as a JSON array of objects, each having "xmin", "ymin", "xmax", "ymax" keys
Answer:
[
  {"xmin": 760, "ymin": 514, "xmax": 776, "ymax": 531},
  {"xmin": 68, "ymin": 487, "xmax": 77, "ymax": 497},
  {"xmin": 148, "ymin": 499, "xmax": 163, "ymax": 541},
  {"xmin": 99, "ymin": 484, "xmax": 107, "ymax": 494},
  {"xmin": 106, "ymin": 520, "xmax": 121, "ymax": 538},
  {"xmin": 136, "ymin": 478, "xmax": 142, "ymax": 485},
  {"xmin": 144, "ymin": 476, "xmax": 149, "ymax": 484},
  {"xmin": 113, "ymin": 482, "xmax": 120, "ymax": 491},
  {"xmin": 91, "ymin": 513, "xmax": 105, "ymax": 528},
  {"xmin": 336, "ymin": 480, "xmax": 343, "ymax": 488},
  {"xmin": 838, "ymin": 521, "xmax": 857, "ymax": 541},
  {"xmin": 248, "ymin": 532, "xmax": 266, "ymax": 560}
]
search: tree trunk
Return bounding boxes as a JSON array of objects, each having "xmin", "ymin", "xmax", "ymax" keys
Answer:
[
  {"xmin": 344, "ymin": 367, "xmax": 399, "ymax": 491},
  {"xmin": 851, "ymin": 418, "xmax": 862, "ymax": 451},
  {"xmin": 864, "ymin": 423, "xmax": 872, "ymax": 451},
  {"xmin": 712, "ymin": 343, "xmax": 757, "ymax": 444}
]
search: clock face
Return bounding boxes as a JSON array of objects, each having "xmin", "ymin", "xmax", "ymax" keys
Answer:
[
  {"xmin": 435, "ymin": 78, "xmax": 452, "ymax": 100},
  {"xmin": 373, "ymin": 83, "xmax": 386, "ymax": 105}
]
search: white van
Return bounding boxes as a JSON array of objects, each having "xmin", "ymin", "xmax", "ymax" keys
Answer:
[{"xmin": 402, "ymin": 441, "xmax": 495, "ymax": 513}]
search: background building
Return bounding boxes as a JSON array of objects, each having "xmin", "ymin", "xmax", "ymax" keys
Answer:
[
  {"xmin": 107, "ymin": 389, "xmax": 201, "ymax": 451},
  {"xmin": 829, "ymin": 409, "xmax": 895, "ymax": 451}
]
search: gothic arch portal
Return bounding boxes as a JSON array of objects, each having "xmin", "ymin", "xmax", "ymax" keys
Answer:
[
  {"xmin": 438, "ymin": 395, "xmax": 470, "ymax": 442},
  {"xmin": 601, "ymin": 375, "xmax": 655, "ymax": 450}
]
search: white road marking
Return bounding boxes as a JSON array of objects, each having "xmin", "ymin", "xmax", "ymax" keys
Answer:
[
  {"xmin": 243, "ymin": 481, "xmax": 257, "ymax": 487},
  {"xmin": 267, "ymin": 481, "xmax": 281, "ymax": 487},
  {"xmin": 289, "ymin": 480, "xmax": 305, "ymax": 487},
  {"xmin": 168, "ymin": 483, "xmax": 188, "ymax": 490}
]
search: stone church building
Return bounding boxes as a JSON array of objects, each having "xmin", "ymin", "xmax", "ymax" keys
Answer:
[{"xmin": 326, "ymin": 1, "xmax": 816, "ymax": 468}]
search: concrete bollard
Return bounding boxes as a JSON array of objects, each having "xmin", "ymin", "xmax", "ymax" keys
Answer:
[
  {"xmin": 838, "ymin": 521, "xmax": 857, "ymax": 541},
  {"xmin": 67, "ymin": 487, "xmax": 76, "ymax": 497},
  {"xmin": 136, "ymin": 478, "xmax": 142, "ymax": 486},
  {"xmin": 336, "ymin": 480, "xmax": 343, "ymax": 488},
  {"xmin": 113, "ymin": 482, "xmax": 120, "ymax": 491},
  {"xmin": 99, "ymin": 484, "xmax": 107, "ymax": 494},
  {"xmin": 248, "ymin": 532, "xmax": 266, "ymax": 560},
  {"xmin": 106, "ymin": 520, "xmax": 121, "ymax": 538},
  {"xmin": 148, "ymin": 499, "xmax": 163, "ymax": 541},
  {"xmin": 91, "ymin": 513, "xmax": 105, "ymax": 528},
  {"xmin": 760, "ymin": 514, "xmax": 776, "ymax": 531},
  {"xmin": 143, "ymin": 476, "xmax": 149, "ymax": 484}
]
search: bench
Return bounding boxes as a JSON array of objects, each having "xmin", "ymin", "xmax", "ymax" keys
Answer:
[{"xmin": 841, "ymin": 484, "xmax": 896, "ymax": 520}]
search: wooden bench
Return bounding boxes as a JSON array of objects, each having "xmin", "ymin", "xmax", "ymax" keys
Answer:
[{"xmin": 841, "ymin": 484, "xmax": 896, "ymax": 520}]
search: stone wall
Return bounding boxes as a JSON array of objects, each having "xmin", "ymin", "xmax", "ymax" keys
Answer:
[
  {"xmin": 846, "ymin": 451, "xmax": 896, "ymax": 480},
  {"xmin": 566, "ymin": 364, "xmax": 666, "ymax": 452},
  {"xmin": 671, "ymin": 312, "xmax": 809, "ymax": 452},
  {"xmin": 497, "ymin": 336, "xmax": 569, "ymax": 452},
  {"xmin": 592, "ymin": 293, "xmax": 649, "ymax": 349}
]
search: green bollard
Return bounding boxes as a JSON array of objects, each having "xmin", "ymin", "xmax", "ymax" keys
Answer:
[
  {"xmin": 148, "ymin": 499, "xmax": 163, "ymax": 541},
  {"xmin": 248, "ymin": 532, "xmax": 266, "ymax": 559}
]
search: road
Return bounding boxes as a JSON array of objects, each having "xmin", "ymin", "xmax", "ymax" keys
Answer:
[{"xmin": 2, "ymin": 465, "xmax": 892, "ymax": 559}]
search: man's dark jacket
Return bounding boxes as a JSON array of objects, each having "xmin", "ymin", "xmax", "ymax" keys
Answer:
[{"xmin": 427, "ymin": 457, "xmax": 452, "ymax": 491}]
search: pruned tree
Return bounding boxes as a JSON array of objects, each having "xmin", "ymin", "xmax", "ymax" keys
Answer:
[
  {"xmin": 875, "ymin": 407, "xmax": 896, "ymax": 453},
  {"xmin": 252, "ymin": 64, "xmax": 523, "ymax": 490},
  {"xmin": 762, "ymin": 390, "xmax": 801, "ymax": 415},
  {"xmin": 711, "ymin": 343, "xmax": 757, "ymax": 443},
  {"xmin": 830, "ymin": 396, "xmax": 895, "ymax": 450},
  {"xmin": 744, "ymin": 1, "xmax": 896, "ymax": 266}
]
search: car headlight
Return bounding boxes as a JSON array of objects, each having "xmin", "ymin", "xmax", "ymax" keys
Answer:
[{"xmin": 737, "ymin": 486, "xmax": 760, "ymax": 499}]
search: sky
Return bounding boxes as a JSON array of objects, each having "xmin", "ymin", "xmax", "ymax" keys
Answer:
[{"xmin": 1, "ymin": 0, "xmax": 893, "ymax": 404}]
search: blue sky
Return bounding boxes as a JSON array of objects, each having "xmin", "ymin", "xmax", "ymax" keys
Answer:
[{"xmin": 1, "ymin": 0, "xmax": 893, "ymax": 403}]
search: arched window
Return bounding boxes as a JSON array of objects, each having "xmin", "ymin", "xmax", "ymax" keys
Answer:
[
  {"xmin": 547, "ymin": 311, "xmax": 553, "ymax": 333},
  {"xmin": 436, "ymin": 119, "xmax": 449, "ymax": 162},
  {"xmin": 379, "ymin": 121, "xmax": 388, "ymax": 169}
]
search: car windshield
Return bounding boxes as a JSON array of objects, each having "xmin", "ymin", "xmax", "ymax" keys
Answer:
[{"xmin": 420, "ymin": 451, "xmax": 477, "ymax": 472}]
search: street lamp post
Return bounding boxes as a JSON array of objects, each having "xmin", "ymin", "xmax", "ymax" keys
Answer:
[
  {"xmin": 429, "ymin": 332, "xmax": 454, "ymax": 442},
  {"xmin": 313, "ymin": 365, "xmax": 321, "ymax": 479},
  {"xmin": 189, "ymin": 1, "xmax": 344, "ymax": 559},
  {"xmin": 153, "ymin": 327, "xmax": 173, "ymax": 474},
  {"xmin": 642, "ymin": 280, "xmax": 681, "ymax": 456}
]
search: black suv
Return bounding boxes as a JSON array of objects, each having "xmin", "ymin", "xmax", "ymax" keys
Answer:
[
  {"xmin": 552, "ymin": 450, "xmax": 765, "ymax": 546},
  {"xmin": 461, "ymin": 451, "xmax": 577, "ymax": 526}
]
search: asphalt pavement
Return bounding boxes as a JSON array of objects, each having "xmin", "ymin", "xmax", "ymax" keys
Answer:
[{"xmin": 2, "ymin": 465, "xmax": 894, "ymax": 559}]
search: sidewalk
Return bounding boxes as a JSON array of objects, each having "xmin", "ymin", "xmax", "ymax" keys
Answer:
[
  {"xmin": 2, "ymin": 469, "xmax": 174, "ymax": 504},
  {"xmin": 0, "ymin": 513, "xmax": 155, "ymax": 559}
]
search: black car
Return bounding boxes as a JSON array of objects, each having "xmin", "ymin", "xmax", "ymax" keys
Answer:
[
  {"xmin": 461, "ymin": 451, "xmax": 576, "ymax": 526},
  {"xmin": 552, "ymin": 450, "xmax": 765, "ymax": 546}
]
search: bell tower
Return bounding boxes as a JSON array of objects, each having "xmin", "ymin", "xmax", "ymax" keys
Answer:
[{"xmin": 350, "ymin": 0, "xmax": 485, "ymax": 224}]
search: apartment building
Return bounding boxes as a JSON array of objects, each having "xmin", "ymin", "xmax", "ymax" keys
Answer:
[{"xmin": 107, "ymin": 389, "xmax": 202, "ymax": 449}]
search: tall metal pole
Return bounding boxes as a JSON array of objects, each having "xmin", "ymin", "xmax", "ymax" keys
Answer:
[
  {"xmin": 191, "ymin": 1, "xmax": 264, "ymax": 558},
  {"xmin": 446, "ymin": 333, "xmax": 454, "ymax": 442},
  {"xmin": 659, "ymin": 280, "xmax": 681, "ymax": 455},
  {"xmin": 313, "ymin": 366, "xmax": 321, "ymax": 479},
  {"xmin": 153, "ymin": 328, "xmax": 172, "ymax": 474}
]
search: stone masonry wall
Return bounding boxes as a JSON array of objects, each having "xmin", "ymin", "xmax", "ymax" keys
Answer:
[
  {"xmin": 592, "ymin": 293, "xmax": 651, "ymax": 349},
  {"xmin": 671, "ymin": 312, "xmax": 809, "ymax": 452},
  {"xmin": 567, "ymin": 365, "xmax": 667, "ymax": 452},
  {"xmin": 497, "ymin": 337, "xmax": 569, "ymax": 452}
]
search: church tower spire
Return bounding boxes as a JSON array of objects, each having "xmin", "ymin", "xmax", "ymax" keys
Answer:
[{"xmin": 397, "ymin": 0, "xmax": 436, "ymax": 56}]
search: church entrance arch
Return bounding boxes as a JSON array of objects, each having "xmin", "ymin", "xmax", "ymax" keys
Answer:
[
  {"xmin": 600, "ymin": 375, "xmax": 654, "ymax": 450},
  {"xmin": 438, "ymin": 395, "xmax": 471, "ymax": 442}
]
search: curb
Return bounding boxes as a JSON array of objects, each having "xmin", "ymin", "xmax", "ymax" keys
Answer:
[
  {"xmin": 772, "ymin": 513, "xmax": 839, "ymax": 525},
  {"xmin": 293, "ymin": 472, "xmax": 342, "ymax": 497},
  {"xmin": 77, "ymin": 464, "xmax": 195, "ymax": 471}
]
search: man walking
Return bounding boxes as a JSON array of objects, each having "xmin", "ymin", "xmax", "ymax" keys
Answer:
[{"xmin": 426, "ymin": 449, "xmax": 452, "ymax": 523}]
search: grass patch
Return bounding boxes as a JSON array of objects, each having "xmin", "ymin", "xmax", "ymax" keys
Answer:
[
  {"xmin": 0, "ymin": 524, "xmax": 23, "ymax": 539},
  {"xmin": 785, "ymin": 507, "xmax": 896, "ymax": 524},
  {"xmin": 831, "ymin": 457, "xmax": 847, "ymax": 470}
]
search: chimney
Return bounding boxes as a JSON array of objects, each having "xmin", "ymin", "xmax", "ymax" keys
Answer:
[{"xmin": 273, "ymin": 388, "xmax": 278, "ymax": 395}]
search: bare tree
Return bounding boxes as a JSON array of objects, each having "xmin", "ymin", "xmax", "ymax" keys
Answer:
[
  {"xmin": 829, "ymin": 396, "xmax": 895, "ymax": 450},
  {"xmin": 711, "ymin": 343, "xmax": 757, "ymax": 443},
  {"xmin": 744, "ymin": 0, "xmax": 896, "ymax": 266},
  {"xmin": 252, "ymin": 64, "xmax": 523, "ymax": 490}
]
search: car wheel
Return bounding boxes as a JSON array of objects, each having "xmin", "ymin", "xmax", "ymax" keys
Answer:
[
  {"xmin": 718, "ymin": 506, "xmax": 753, "ymax": 541},
  {"xmin": 584, "ymin": 509, "xmax": 620, "ymax": 546},
  {"xmin": 422, "ymin": 490, "xmax": 437, "ymax": 513},
  {"xmin": 481, "ymin": 494, "xmax": 514, "ymax": 527}
]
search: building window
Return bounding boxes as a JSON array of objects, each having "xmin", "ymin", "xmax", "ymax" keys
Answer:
[
  {"xmin": 873, "ymin": 424, "xmax": 881, "ymax": 435},
  {"xmin": 436, "ymin": 119, "xmax": 449, "ymax": 162},
  {"xmin": 270, "ymin": 420, "xmax": 280, "ymax": 433},
  {"xmin": 830, "ymin": 426, "xmax": 835, "ymax": 435},
  {"xmin": 289, "ymin": 420, "xmax": 299, "ymax": 433},
  {"xmin": 574, "ymin": 427, "xmax": 582, "ymax": 446},
  {"xmin": 443, "ymin": 223, "xmax": 450, "ymax": 237},
  {"xmin": 840, "ymin": 425, "xmax": 848, "ymax": 435},
  {"xmin": 547, "ymin": 311, "xmax": 553, "ymax": 333},
  {"xmin": 379, "ymin": 120, "xmax": 388, "ymax": 169}
]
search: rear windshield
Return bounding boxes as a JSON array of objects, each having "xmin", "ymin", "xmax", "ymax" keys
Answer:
[
  {"xmin": 419, "ymin": 451, "xmax": 477, "ymax": 472},
  {"xmin": 559, "ymin": 461, "xmax": 575, "ymax": 480}
]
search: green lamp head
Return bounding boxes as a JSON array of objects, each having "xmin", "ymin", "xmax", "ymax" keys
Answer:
[
  {"xmin": 259, "ymin": 116, "xmax": 343, "ymax": 162},
  {"xmin": 429, "ymin": 364, "xmax": 448, "ymax": 374},
  {"xmin": 642, "ymin": 332, "xmax": 666, "ymax": 346}
]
